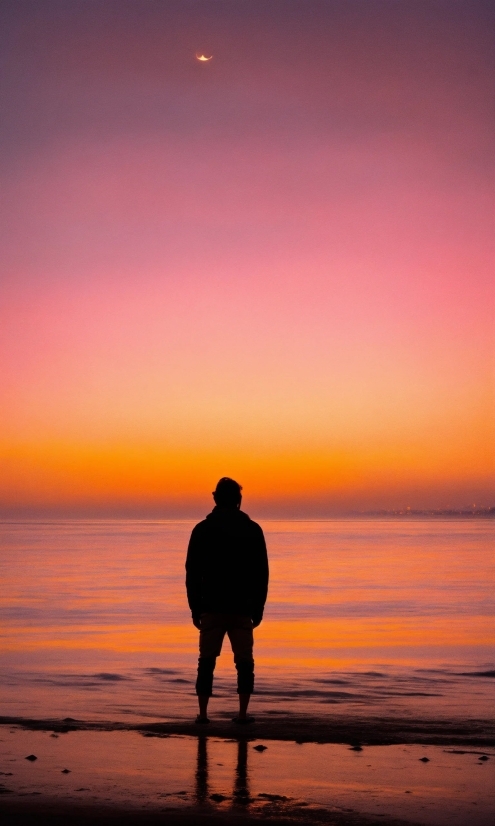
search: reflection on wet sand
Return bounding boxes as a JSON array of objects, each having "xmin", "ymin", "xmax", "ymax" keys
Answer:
[
  {"xmin": 233, "ymin": 739, "xmax": 250, "ymax": 806},
  {"xmin": 1, "ymin": 727, "xmax": 494, "ymax": 826},
  {"xmin": 195, "ymin": 736, "xmax": 209, "ymax": 803},
  {"xmin": 195, "ymin": 737, "xmax": 251, "ymax": 807}
]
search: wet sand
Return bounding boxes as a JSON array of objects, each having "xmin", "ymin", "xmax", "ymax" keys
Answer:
[
  {"xmin": 0, "ymin": 797, "xmax": 415, "ymax": 826},
  {"xmin": 1, "ymin": 716, "xmax": 494, "ymax": 826},
  {"xmin": 1, "ymin": 710, "xmax": 494, "ymax": 747}
]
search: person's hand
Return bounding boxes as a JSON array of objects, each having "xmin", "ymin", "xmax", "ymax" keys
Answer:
[{"xmin": 192, "ymin": 614, "xmax": 201, "ymax": 629}]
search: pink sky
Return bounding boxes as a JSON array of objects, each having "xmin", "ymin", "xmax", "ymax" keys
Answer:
[{"xmin": 0, "ymin": 1, "xmax": 493, "ymax": 515}]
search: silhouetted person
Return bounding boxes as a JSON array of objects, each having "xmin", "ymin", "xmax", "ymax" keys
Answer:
[{"xmin": 186, "ymin": 477, "xmax": 269, "ymax": 724}]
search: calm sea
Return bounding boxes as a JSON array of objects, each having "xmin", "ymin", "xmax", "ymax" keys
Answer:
[{"xmin": 1, "ymin": 518, "xmax": 493, "ymax": 723}]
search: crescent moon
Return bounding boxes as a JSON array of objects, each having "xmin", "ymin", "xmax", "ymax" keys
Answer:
[{"xmin": 196, "ymin": 53, "xmax": 213, "ymax": 61}]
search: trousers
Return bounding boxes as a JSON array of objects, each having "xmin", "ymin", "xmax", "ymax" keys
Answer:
[{"xmin": 196, "ymin": 613, "xmax": 254, "ymax": 696}]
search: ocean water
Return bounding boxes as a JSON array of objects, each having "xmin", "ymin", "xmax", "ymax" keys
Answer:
[{"xmin": 1, "ymin": 518, "xmax": 493, "ymax": 723}]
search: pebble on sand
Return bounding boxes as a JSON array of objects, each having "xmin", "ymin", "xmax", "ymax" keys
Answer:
[
  {"xmin": 25, "ymin": 755, "xmax": 37, "ymax": 761},
  {"xmin": 258, "ymin": 793, "xmax": 289, "ymax": 801},
  {"xmin": 210, "ymin": 793, "xmax": 228, "ymax": 802},
  {"xmin": 61, "ymin": 769, "xmax": 71, "ymax": 773},
  {"xmin": 419, "ymin": 757, "xmax": 430, "ymax": 762},
  {"xmin": 253, "ymin": 744, "xmax": 267, "ymax": 751}
]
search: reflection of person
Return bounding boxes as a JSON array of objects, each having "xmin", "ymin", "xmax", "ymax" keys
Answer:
[
  {"xmin": 186, "ymin": 478, "xmax": 269, "ymax": 724},
  {"xmin": 195, "ymin": 736, "xmax": 209, "ymax": 803},
  {"xmin": 194, "ymin": 737, "xmax": 250, "ymax": 806},
  {"xmin": 233, "ymin": 738, "xmax": 250, "ymax": 805}
]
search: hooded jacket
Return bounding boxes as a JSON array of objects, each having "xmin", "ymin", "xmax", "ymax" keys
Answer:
[{"xmin": 185, "ymin": 507, "xmax": 269, "ymax": 624}]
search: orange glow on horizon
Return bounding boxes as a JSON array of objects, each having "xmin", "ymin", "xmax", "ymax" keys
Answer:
[{"xmin": 0, "ymin": 434, "xmax": 493, "ymax": 513}]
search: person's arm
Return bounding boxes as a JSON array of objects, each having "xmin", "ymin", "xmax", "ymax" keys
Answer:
[
  {"xmin": 185, "ymin": 526, "xmax": 203, "ymax": 628},
  {"xmin": 251, "ymin": 525, "xmax": 269, "ymax": 627}
]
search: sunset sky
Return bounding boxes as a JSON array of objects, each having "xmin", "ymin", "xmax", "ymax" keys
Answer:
[{"xmin": 1, "ymin": 0, "xmax": 493, "ymax": 516}]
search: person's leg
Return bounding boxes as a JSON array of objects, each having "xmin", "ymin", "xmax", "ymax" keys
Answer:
[
  {"xmin": 196, "ymin": 614, "xmax": 225, "ymax": 721},
  {"xmin": 197, "ymin": 692, "xmax": 210, "ymax": 720},
  {"xmin": 228, "ymin": 616, "xmax": 255, "ymax": 721},
  {"xmin": 196, "ymin": 655, "xmax": 216, "ymax": 704},
  {"xmin": 238, "ymin": 692, "xmax": 251, "ymax": 720}
]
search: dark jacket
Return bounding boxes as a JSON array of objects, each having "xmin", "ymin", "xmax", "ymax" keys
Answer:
[{"xmin": 186, "ymin": 507, "xmax": 269, "ymax": 625}]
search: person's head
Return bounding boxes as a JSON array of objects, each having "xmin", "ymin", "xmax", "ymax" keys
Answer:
[{"xmin": 213, "ymin": 477, "xmax": 242, "ymax": 509}]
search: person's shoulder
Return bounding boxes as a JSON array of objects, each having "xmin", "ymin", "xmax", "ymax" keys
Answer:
[
  {"xmin": 239, "ymin": 511, "xmax": 264, "ymax": 534},
  {"xmin": 190, "ymin": 518, "xmax": 210, "ymax": 536}
]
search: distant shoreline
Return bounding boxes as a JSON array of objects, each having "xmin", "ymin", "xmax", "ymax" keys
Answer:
[
  {"xmin": 0, "ymin": 509, "xmax": 494, "ymax": 520},
  {"xmin": 350, "ymin": 507, "xmax": 495, "ymax": 518}
]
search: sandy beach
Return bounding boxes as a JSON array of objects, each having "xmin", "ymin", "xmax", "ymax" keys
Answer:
[
  {"xmin": 1, "ymin": 712, "xmax": 494, "ymax": 826},
  {"xmin": 0, "ymin": 796, "xmax": 416, "ymax": 826},
  {"xmin": 1, "ymin": 710, "xmax": 494, "ymax": 747}
]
